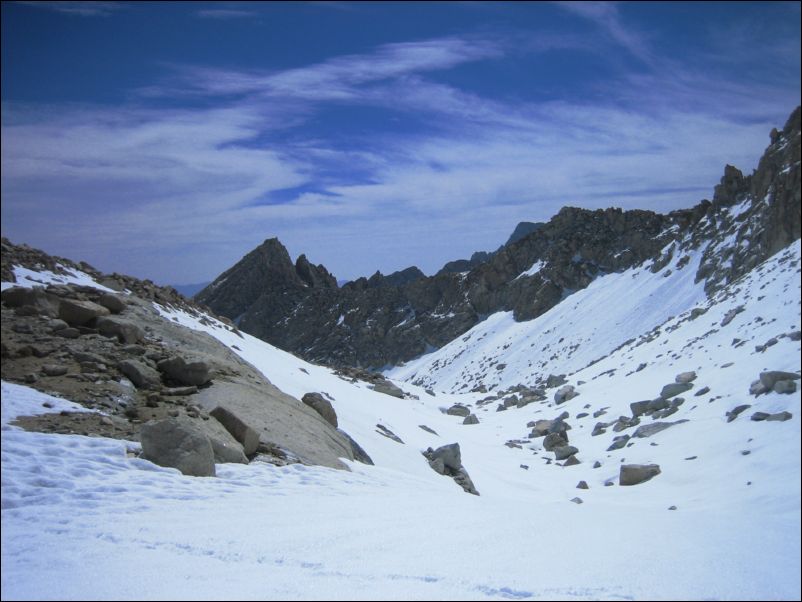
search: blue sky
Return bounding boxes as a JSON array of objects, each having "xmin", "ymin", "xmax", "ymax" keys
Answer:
[{"xmin": 2, "ymin": 1, "xmax": 800, "ymax": 285}]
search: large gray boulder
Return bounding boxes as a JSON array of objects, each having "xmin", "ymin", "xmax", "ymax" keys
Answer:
[
  {"xmin": 543, "ymin": 432, "xmax": 568, "ymax": 451},
  {"xmin": 119, "ymin": 359, "xmax": 161, "ymax": 390},
  {"xmin": 301, "ymin": 392, "xmax": 338, "ymax": 428},
  {"xmin": 96, "ymin": 316, "xmax": 145, "ymax": 344},
  {"xmin": 98, "ymin": 293, "xmax": 126, "ymax": 314},
  {"xmin": 58, "ymin": 298, "xmax": 110, "ymax": 326},
  {"xmin": 554, "ymin": 445, "xmax": 579, "ymax": 461},
  {"xmin": 659, "ymin": 382, "xmax": 693, "ymax": 399},
  {"xmin": 428, "ymin": 442, "xmax": 462, "ymax": 471},
  {"xmin": 158, "ymin": 356, "xmax": 211, "ymax": 387},
  {"xmin": 620, "ymin": 463, "xmax": 661, "ymax": 486},
  {"xmin": 463, "ymin": 414, "xmax": 479, "ymax": 425},
  {"xmin": 140, "ymin": 418, "xmax": 216, "ymax": 477},
  {"xmin": 371, "ymin": 381, "xmax": 405, "ymax": 398},
  {"xmin": 446, "ymin": 404, "xmax": 471, "ymax": 417},
  {"xmin": 554, "ymin": 385, "xmax": 578, "ymax": 404},
  {"xmin": 423, "ymin": 443, "xmax": 479, "ymax": 495},
  {"xmin": 759, "ymin": 371, "xmax": 800, "ymax": 390},
  {"xmin": 209, "ymin": 405, "xmax": 261, "ymax": 455},
  {"xmin": 191, "ymin": 415, "xmax": 248, "ymax": 464}
]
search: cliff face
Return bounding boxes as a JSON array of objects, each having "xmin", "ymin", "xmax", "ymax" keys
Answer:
[{"xmin": 197, "ymin": 107, "xmax": 801, "ymax": 370}]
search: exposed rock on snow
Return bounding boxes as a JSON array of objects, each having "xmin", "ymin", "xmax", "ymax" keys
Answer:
[
  {"xmin": 423, "ymin": 443, "xmax": 480, "ymax": 495},
  {"xmin": 619, "ymin": 463, "xmax": 661, "ymax": 486},
  {"xmin": 140, "ymin": 418, "xmax": 216, "ymax": 477}
]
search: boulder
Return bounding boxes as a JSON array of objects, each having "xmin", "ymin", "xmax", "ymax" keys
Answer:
[
  {"xmin": 554, "ymin": 385, "xmax": 578, "ymax": 404},
  {"xmin": 140, "ymin": 418, "xmax": 216, "ymax": 477},
  {"xmin": 158, "ymin": 356, "xmax": 211, "ymax": 387},
  {"xmin": 752, "ymin": 411, "xmax": 793, "ymax": 422},
  {"xmin": 620, "ymin": 463, "xmax": 661, "ymax": 486},
  {"xmin": 607, "ymin": 434, "xmax": 630, "ymax": 451},
  {"xmin": 58, "ymin": 298, "xmax": 110, "ymax": 326},
  {"xmin": 209, "ymin": 406, "xmax": 261, "ymax": 455},
  {"xmin": 759, "ymin": 371, "xmax": 801, "ymax": 390},
  {"xmin": 95, "ymin": 316, "xmax": 144, "ymax": 344},
  {"xmin": 675, "ymin": 371, "xmax": 697, "ymax": 384},
  {"xmin": 301, "ymin": 392, "xmax": 338, "ymax": 428},
  {"xmin": 371, "ymin": 381, "xmax": 405, "ymax": 398},
  {"xmin": 98, "ymin": 293, "xmax": 126, "ymax": 314},
  {"xmin": 659, "ymin": 382, "xmax": 693, "ymax": 399},
  {"xmin": 542, "ymin": 432, "xmax": 568, "ymax": 451},
  {"xmin": 463, "ymin": 414, "xmax": 479, "ymax": 425},
  {"xmin": 427, "ymin": 443, "xmax": 462, "ymax": 472},
  {"xmin": 446, "ymin": 404, "xmax": 471, "ymax": 417},
  {"xmin": 632, "ymin": 420, "xmax": 688, "ymax": 438},
  {"xmin": 630, "ymin": 400, "xmax": 651, "ymax": 417},
  {"xmin": 554, "ymin": 445, "xmax": 579, "ymax": 461},
  {"xmin": 199, "ymin": 417, "xmax": 248, "ymax": 464},
  {"xmin": 41, "ymin": 364, "xmax": 68, "ymax": 377},
  {"xmin": 773, "ymin": 380, "xmax": 797, "ymax": 394},
  {"xmin": 726, "ymin": 404, "xmax": 751, "ymax": 422},
  {"xmin": 119, "ymin": 359, "xmax": 161, "ymax": 389},
  {"xmin": 529, "ymin": 419, "xmax": 554, "ymax": 437}
]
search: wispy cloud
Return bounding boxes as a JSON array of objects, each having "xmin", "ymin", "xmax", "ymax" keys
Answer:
[
  {"xmin": 149, "ymin": 36, "xmax": 505, "ymax": 101},
  {"xmin": 553, "ymin": 1, "xmax": 656, "ymax": 66},
  {"xmin": 2, "ymin": 22, "xmax": 799, "ymax": 283},
  {"xmin": 195, "ymin": 9, "xmax": 258, "ymax": 20},
  {"xmin": 16, "ymin": 1, "xmax": 125, "ymax": 16}
]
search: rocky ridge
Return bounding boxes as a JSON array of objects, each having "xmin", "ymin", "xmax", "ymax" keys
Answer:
[{"xmin": 196, "ymin": 107, "xmax": 801, "ymax": 372}]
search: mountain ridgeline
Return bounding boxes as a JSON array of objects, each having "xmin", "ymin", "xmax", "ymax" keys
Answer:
[{"xmin": 196, "ymin": 107, "xmax": 801, "ymax": 369}]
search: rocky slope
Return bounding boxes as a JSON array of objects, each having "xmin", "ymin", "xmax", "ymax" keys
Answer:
[
  {"xmin": 197, "ymin": 107, "xmax": 801, "ymax": 371},
  {"xmin": 1, "ymin": 244, "xmax": 367, "ymax": 472}
]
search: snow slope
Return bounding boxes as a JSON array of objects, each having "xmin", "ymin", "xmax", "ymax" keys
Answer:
[
  {"xmin": 2, "ymin": 242, "xmax": 801, "ymax": 600},
  {"xmin": 387, "ymin": 241, "xmax": 708, "ymax": 393}
]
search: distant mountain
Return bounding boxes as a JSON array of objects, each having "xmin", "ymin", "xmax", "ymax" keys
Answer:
[
  {"xmin": 171, "ymin": 281, "xmax": 211, "ymax": 299},
  {"xmin": 197, "ymin": 107, "xmax": 801, "ymax": 371}
]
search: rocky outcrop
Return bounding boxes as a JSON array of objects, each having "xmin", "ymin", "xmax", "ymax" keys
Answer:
[{"xmin": 1, "ymin": 248, "xmax": 369, "ymax": 473}]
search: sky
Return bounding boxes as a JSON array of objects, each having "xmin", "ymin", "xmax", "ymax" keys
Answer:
[{"xmin": 1, "ymin": 1, "xmax": 800, "ymax": 285}]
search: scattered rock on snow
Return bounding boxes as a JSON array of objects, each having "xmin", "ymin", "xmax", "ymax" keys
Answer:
[
  {"xmin": 619, "ymin": 463, "xmax": 661, "ymax": 486},
  {"xmin": 726, "ymin": 404, "xmax": 751, "ymax": 422},
  {"xmin": 751, "ymin": 411, "xmax": 793, "ymax": 422}
]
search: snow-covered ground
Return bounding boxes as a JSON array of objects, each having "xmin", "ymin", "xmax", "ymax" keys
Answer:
[{"xmin": 2, "ymin": 242, "xmax": 800, "ymax": 600}]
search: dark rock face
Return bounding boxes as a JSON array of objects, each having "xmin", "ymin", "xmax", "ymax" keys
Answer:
[
  {"xmin": 196, "ymin": 108, "xmax": 801, "ymax": 370},
  {"xmin": 198, "ymin": 209, "xmax": 674, "ymax": 369}
]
